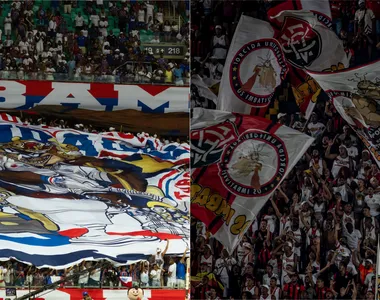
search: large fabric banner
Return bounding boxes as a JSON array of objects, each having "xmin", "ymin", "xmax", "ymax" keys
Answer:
[
  {"xmin": 191, "ymin": 108, "xmax": 313, "ymax": 252},
  {"xmin": 0, "ymin": 121, "xmax": 189, "ymax": 268},
  {"xmin": 0, "ymin": 288, "xmax": 186, "ymax": 300},
  {"xmin": 0, "ymin": 81, "xmax": 188, "ymax": 113},
  {"xmin": 308, "ymin": 61, "xmax": 380, "ymax": 168},
  {"xmin": 266, "ymin": 0, "xmax": 332, "ymax": 28},
  {"xmin": 275, "ymin": 11, "xmax": 349, "ymax": 120},
  {"xmin": 275, "ymin": 11, "xmax": 349, "ymax": 71},
  {"xmin": 217, "ymin": 16, "xmax": 289, "ymax": 114}
]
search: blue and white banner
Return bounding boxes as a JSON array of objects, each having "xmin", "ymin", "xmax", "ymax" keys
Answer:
[{"xmin": 0, "ymin": 120, "xmax": 190, "ymax": 268}]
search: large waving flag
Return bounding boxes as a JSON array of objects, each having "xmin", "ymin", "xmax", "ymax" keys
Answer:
[
  {"xmin": 191, "ymin": 108, "xmax": 313, "ymax": 252},
  {"xmin": 0, "ymin": 120, "xmax": 189, "ymax": 268},
  {"xmin": 307, "ymin": 60, "xmax": 380, "ymax": 168},
  {"xmin": 217, "ymin": 15, "xmax": 289, "ymax": 116},
  {"xmin": 266, "ymin": 0, "xmax": 332, "ymax": 28},
  {"xmin": 275, "ymin": 10, "xmax": 349, "ymax": 120}
]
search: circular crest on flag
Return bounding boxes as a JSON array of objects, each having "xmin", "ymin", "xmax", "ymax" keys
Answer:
[
  {"xmin": 278, "ymin": 16, "xmax": 322, "ymax": 68},
  {"xmin": 229, "ymin": 38, "xmax": 288, "ymax": 107},
  {"xmin": 218, "ymin": 130, "xmax": 288, "ymax": 197}
]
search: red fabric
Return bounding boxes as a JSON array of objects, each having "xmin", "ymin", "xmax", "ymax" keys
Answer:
[
  {"xmin": 284, "ymin": 283, "xmax": 306, "ymax": 299},
  {"xmin": 368, "ymin": 1, "xmax": 380, "ymax": 18},
  {"xmin": 330, "ymin": 0, "xmax": 343, "ymax": 19}
]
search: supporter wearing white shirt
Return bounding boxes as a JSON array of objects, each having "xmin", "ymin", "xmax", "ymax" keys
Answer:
[
  {"xmin": 344, "ymin": 138, "xmax": 359, "ymax": 159},
  {"xmin": 24, "ymin": 9, "xmax": 33, "ymax": 18},
  {"xmin": 48, "ymin": 18, "xmax": 57, "ymax": 33},
  {"xmin": 145, "ymin": 3, "xmax": 154, "ymax": 22},
  {"xmin": 138, "ymin": 9, "xmax": 145, "ymax": 23},
  {"xmin": 365, "ymin": 187, "xmax": 380, "ymax": 217},
  {"xmin": 78, "ymin": 266, "xmax": 89, "ymax": 286},
  {"xmin": 23, "ymin": 55, "xmax": 33, "ymax": 66},
  {"xmin": 307, "ymin": 113, "xmax": 325, "ymax": 138},
  {"xmin": 4, "ymin": 14, "xmax": 12, "ymax": 36},
  {"xmin": 214, "ymin": 249, "xmax": 236, "ymax": 298},
  {"xmin": 56, "ymin": 32, "xmax": 63, "ymax": 44},
  {"xmin": 75, "ymin": 12, "xmax": 84, "ymax": 30},
  {"xmin": 0, "ymin": 266, "xmax": 6, "ymax": 287},
  {"xmin": 81, "ymin": 28, "xmax": 88, "ymax": 38},
  {"xmin": 140, "ymin": 267, "xmax": 149, "ymax": 287},
  {"xmin": 18, "ymin": 39, "xmax": 29, "ymax": 53},
  {"xmin": 3, "ymin": 264, "xmax": 12, "ymax": 286},
  {"xmin": 150, "ymin": 264, "xmax": 161, "ymax": 287},
  {"xmin": 150, "ymin": 36, "xmax": 160, "ymax": 43},
  {"xmin": 90, "ymin": 14, "xmax": 100, "ymax": 27},
  {"xmin": 342, "ymin": 221, "xmax": 362, "ymax": 250},
  {"xmin": 155, "ymin": 9, "xmax": 163, "ymax": 24},
  {"xmin": 89, "ymin": 267, "xmax": 101, "ymax": 286},
  {"xmin": 99, "ymin": 18, "xmax": 108, "ymax": 37},
  {"xmin": 167, "ymin": 258, "xmax": 177, "ymax": 288}
]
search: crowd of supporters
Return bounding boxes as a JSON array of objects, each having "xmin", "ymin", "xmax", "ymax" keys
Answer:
[
  {"xmin": 191, "ymin": 1, "xmax": 380, "ymax": 299},
  {"xmin": 0, "ymin": 0, "xmax": 190, "ymax": 84},
  {"xmin": 0, "ymin": 242, "xmax": 188, "ymax": 289},
  {"xmin": 16, "ymin": 113, "xmax": 189, "ymax": 146}
]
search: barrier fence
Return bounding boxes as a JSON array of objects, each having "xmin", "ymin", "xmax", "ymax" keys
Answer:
[
  {"xmin": 0, "ymin": 288, "xmax": 186, "ymax": 299},
  {"xmin": 0, "ymin": 62, "xmax": 190, "ymax": 86}
]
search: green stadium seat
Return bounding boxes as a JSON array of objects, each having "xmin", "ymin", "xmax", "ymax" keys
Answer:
[{"xmin": 113, "ymin": 28, "xmax": 120, "ymax": 36}]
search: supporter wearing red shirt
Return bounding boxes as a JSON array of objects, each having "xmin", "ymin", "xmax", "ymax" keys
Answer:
[
  {"xmin": 283, "ymin": 273, "xmax": 305, "ymax": 299},
  {"xmin": 315, "ymin": 277, "xmax": 329, "ymax": 300}
]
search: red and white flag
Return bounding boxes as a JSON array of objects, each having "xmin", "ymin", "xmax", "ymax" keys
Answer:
[
  {"xmin": 266, "ymin": 0, "xmax": 332, "ymax": 28},
  {"xmin": 0, "ymin": 113, "xmax": 22, "ymax": 124},
  {"xmin": 119, "ymin": 276, "xmax": 133, "ymax": 287},
  {"xmin": 191, "ymin": 108, "xmax": 313, "ymax": 252},
  {"xmin": 274, "ymin": 11, "xmax": 350, "ymax": 120},
  {"xmin": 217, "ymin": 16, "xmax": 289, "ymax": 116},
  {"xmin": 307, "ymin": 60, "xmax": 380, "ymax": 169}
]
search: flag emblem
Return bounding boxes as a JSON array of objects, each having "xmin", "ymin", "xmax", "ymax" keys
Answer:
[
  {"xmin": 279, "ymin": 16, "xmax": 322, "ymax": 68},
  {"xmin": 218, "ymin": 129, "xmax": 288, "ymax": 197},
  {"xmin": 230, "ymin": 39, "xmax": 288, "ymax": 107}
]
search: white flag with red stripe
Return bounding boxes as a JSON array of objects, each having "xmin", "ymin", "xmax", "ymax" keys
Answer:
[
  {"xmin": 266, "ymin": 0, "xmax": 332, "ymax": 28},
  {"xmin": 119, "ymin": 276, "xmax": 133, "ymax": 287},
  {"xmin": 307, "ymin": 60, "xmax": 380, "ymax": 169},
  {"xmin": 217, "ymin": 15, "xmax": 289, "ymax": 115},
  {"xmin": 0, "ymin": 113, "xmax": 22, "ymax": 123},
  {"xmin": 191, "ymin": 108, "xmax": 313, "ymax": 252}
]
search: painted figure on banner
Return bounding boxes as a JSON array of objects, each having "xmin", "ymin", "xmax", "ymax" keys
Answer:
[
  {"xmin": 242, "ymin": 53, "xmax": 277, "ymax": 93},
  {"xmin": 230, "ymin": 142, "xmax": 264, "ymax": 190}
]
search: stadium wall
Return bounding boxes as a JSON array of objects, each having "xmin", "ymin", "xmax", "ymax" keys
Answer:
[
  {"xmin": 0, "ymin": 80, "xmax": 189, "ymax": 113},
  {"xmin": 0, "ymin": 288, "xmax": 186, "ymax": 299}
]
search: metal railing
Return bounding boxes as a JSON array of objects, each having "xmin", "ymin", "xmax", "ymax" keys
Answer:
[{"xmin": 0, "ymin": 63, "xmax": 190, "ymax": 86}]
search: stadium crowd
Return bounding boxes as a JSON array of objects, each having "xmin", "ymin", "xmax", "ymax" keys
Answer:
[
  {"xmin": 16, "ymin": 113, "xmax": 189, "ymax": 146},
  {"xmin": 190, "ymin": 1, "xmax": 380, "ymax": 300},
  {"xmin": 0, "ymin": 242, "xmax": 188, "ymax": 289},
  {"xmin": 0, "ymin": 0, "xmax": 190, "ymax": 85}
]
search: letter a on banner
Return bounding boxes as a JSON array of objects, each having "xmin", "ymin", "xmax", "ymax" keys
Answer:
[
  {"xmin": 217, "ymin": 16, "xmax": 289, "ymax": 117},
  {"xmin": 191, "ymin": 108, "xmax": 314, "ymax": 253}
]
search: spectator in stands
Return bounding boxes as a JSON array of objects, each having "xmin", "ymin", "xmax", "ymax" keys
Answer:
[{"xmin": 0, "ymin": 1, "xmax": 189, "ymax": 84}]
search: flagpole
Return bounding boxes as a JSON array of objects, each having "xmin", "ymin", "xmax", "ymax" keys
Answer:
[{"xmin": 376, "ymin": 236, "xmax": 380, "ymax": 299}]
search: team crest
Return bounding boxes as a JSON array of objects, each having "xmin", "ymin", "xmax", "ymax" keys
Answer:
[
  {"xmin": 191, "ymin": 120, "xmax": 239, "ymax": 168},
  {"xmin": 218, "ymin": 130, "xmax": 288, "ymax": 197},
  {"xmin": 230, "ymin": 38, "xmax": 288, "ymax": 107},
  {"xmin": 278, "ymin": 17, "xmax": 322, "ymax": 68}
]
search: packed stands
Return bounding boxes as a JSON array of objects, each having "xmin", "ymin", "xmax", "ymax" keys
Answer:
[
  {"xmin": 191, "ymin": 1, "xmax": 380, "ymax": 300},
  {"xmin": 0, "ymin": 0, "xmax": 190, "ymax": 85}
]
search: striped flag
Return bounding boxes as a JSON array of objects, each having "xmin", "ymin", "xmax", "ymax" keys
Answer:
[
  {"xmin": 0, "ymin": 113, "xmax": 21, "ymax": 124},
  {"xmin": 119, "ymin": 276, "xmax": 133, "ymax": 287}
]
